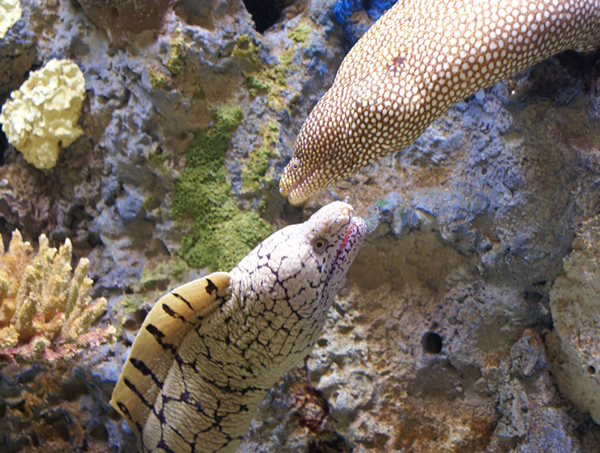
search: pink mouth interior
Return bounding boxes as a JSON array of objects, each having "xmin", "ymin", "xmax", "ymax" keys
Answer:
[{"xmin": 335, "ymin": 220, "xmax": 355, "ymax": 261}]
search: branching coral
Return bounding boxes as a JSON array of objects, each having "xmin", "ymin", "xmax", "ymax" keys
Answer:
[{"xmin": 0, "ymin": 230, "xmax": 114, "ymax": 363}]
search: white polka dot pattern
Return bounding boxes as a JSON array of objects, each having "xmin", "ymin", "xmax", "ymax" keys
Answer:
[{"xmin": 280, "ymin": 0, "xmax": 600, "ymax": 205}]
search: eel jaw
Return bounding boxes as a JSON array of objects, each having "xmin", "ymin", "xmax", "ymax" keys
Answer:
[
  {"xmin": 329, "ymin": 211, "xmax": 366, "ymax": 279},
  {"xmin": 280, "ymin": 157, "xmax": 342, "ymax": 206},
  {"xmin": 279, "ymin": 157, "xmax": 320, "ymax": 205},
  {"xmin": 335, "ymin": 216, "xmax": 357, "ymax": 262}
]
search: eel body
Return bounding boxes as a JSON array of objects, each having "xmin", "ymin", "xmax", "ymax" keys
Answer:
[
  {"xmin": 279, "ymin": 0, "xmax": 600, "ymax": 205},
  {"xmin": 110, "ymin": 201, "xmax": 365, "ymax": 452}
]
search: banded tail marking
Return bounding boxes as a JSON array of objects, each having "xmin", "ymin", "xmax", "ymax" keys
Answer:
[{"xmin": 110, "ymin": 272, "xmax": 231, "ymax": 435}]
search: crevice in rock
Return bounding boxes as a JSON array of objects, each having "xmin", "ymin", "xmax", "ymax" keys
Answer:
[
  {"xmin": 0, "ymin": 129, "xmax": 7, "ymax": 166},
  {"xmin": 242, "ymin": 0, "xmax": 294, "ymax": 33}
]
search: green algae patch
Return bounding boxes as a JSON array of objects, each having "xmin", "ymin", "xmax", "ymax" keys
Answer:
[
  {"xmin": 233, "ymin": 32, "xmax": 307, "ymax": 110},
  {"xmin": 181, "ymin": 211, "xmax": 272, "ymax": 271},
  {"xmin": 166, "ymin": 28, "xmax": 185, "ymax": 74},
  {"xmin": 148, "ymin": 149, "xmax": 167, "ymax": 171},
  {"xmin": 247, "ymin": 74, "xmax": 270, "ymax": 97},
  {"xmin": 149, "ymin": 71, "xmax": 167, "ymax": 89},
  {"xmin": 171, "ymin": 105, "xmax": 272, "ymax": 271},
  {"xmin": 138, "ymin": 257, "xmax": 190, "ymax": 293},
  {"xmin": 288, "ymin": 22, "xmax": 311, "ymax": 43},
  {"xmin": 278, "ymin": 48, "xmax": 295, "ymax": 67},
  {"xmin": 147, "ymin": 61, "xmax": 168, "ymax": 89},
  {"xmin": 242, "ymin": 120, "xmax": 280, "ymax": 192},
  {"xmin": 233, "ymin": 35, "xmax": 262, "ymax": 73}
]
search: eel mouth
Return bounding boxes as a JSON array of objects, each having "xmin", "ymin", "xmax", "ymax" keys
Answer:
[
  {"xmin": 284, "ymin": 162, "xmax": 321, "ymax": 205},
  {"xmin": 335, "ymin": 224, "xmax": 354, "ymax": 261},
  {"xmin": 334, "ymin": 213, "xmax": 366, "ymax": 266}
]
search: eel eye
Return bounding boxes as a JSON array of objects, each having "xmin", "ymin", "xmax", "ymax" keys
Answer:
[{"xmin": 313, "ymin": 238, "xmax": 328, "ymax": 253}]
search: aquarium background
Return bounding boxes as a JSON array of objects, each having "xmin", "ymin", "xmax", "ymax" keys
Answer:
[{"xmin": 1, "ymin": 0, "xmax": 600, "ymax": 451}]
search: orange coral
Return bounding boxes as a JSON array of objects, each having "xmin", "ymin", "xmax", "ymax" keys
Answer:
[{"xmin": 0, "ymin": 230, "xmax": 114, "ymax": 363}]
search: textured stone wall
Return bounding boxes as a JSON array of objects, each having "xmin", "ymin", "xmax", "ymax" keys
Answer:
[{"xmin": 1, "ymin": 0, "xmax": 600, "ymax": 451}]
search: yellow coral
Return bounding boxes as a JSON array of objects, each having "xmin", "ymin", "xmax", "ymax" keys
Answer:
[
  {"xmin": 0, "ymin": 0, "xmax": 21, "ymax": 39},
  {"xmin": 0, "ymin": 230, "xmax": 114, "ymax": 362},
  {"xmin": 0, "ymin": 59, "xmax": 86, "ymax": 170}
]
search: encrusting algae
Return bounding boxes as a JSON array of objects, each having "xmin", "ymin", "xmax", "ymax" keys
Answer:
[
  {"xmin": 0, "ymin": 230, "xmax": 114, "ymax": 364},
  {"xmin": 172, "ymin": 105, "xmax": 272, "ymax": 271}
]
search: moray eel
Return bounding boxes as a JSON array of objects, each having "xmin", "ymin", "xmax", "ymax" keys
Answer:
[
  {"xmin": 110, "ymin": 201, "xmax": 365, "ymax": 453},
  {"xmin": 279, "ymin": 0, "xmax": 600, "ymax": 205}
]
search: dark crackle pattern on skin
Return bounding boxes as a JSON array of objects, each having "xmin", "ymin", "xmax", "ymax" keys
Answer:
[{"xmin": 111, "ymin": 201, "xmax": 366, "ymax": 452}]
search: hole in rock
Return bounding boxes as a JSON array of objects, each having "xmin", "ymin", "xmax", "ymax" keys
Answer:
[
  {"xmin": 89, "ymin": 423, "xmax": 108, "ymax": 441},
  {"xmin": 122, "ymin": 317, "xmax": 140, "ymax": 332},
  {"xmin": 0, "ymin": 128, "xmax": 7, "ymax": 165},
  {"xmin": 52, "ymin": 418, "xmax": 70, "ymax": 442},
  {"xmin": 524, "ymin": 290, "xmax": 544, "ymax": 304},
  {"xmin": 588, "ymin": 365, "xmax": 596, "ymax": 375},
  {"xmin": 317, "ymin": 338, "xmax": 328, "ymax": 347},
  {"xmin": 421, "ymin": 331, "xmax": 443, "ymax": 354},
  {"xmin": 243, "ymin": 0, "xmax": 294, "ymax": 33},
  {"xmin": 30, "ymin": 431, "xmax": 40, "ymax": 447}
]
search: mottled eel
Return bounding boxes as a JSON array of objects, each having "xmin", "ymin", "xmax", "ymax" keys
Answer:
[
  {"xmin": 279, "ymin": 0, "xmax": 600, "ymax": 205},
  {"xmin": 111, "ymin": 201, "xmax": 365, "ymax": 453}
]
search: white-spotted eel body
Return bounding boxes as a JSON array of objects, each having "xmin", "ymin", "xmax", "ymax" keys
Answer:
[
  {"xmin": 280, "ymin": 0, "xmax": 600, "ymax": 205},
  {"xmin": 111, "ymin": 201, "xmax": 365, "ymax": 452}
]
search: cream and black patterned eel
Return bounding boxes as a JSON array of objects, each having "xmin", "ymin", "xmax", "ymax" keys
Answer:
[
  {"xmin": 280, "ymin": 0, "xmax": 600, "ymax": 205},
  {"xmin": 110, "ymin": 201, "xmax": 365, "ymax": 452}
]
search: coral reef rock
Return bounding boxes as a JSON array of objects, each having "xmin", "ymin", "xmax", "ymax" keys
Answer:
[
  {"xmin": 1, "ymin": 0, "xmax": 600, "ymax": 451},
  {"xmin": 548, "ymin": 215, "xmax": 600, "ymax": 425},
  {"xmin": 77, "ymin": 0, "xmax": 176, "ymax": 46}
]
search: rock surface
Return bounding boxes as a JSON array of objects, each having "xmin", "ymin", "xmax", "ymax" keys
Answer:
[
  {"xmin": 1, "ymin": 0, "xmax": 600, "ymax": 451},
  {"xmin": 548, "ymin": 215, "xmax": 600, "ymax": 426}
]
